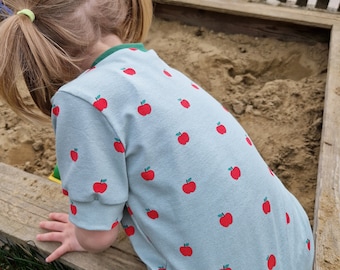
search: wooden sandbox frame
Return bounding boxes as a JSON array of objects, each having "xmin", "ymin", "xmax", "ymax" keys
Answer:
[{"xmin": 0, "ymin": 1, "xmax": 339, "ymax": 269}]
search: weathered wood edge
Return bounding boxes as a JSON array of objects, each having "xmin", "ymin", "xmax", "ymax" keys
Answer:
[
  {"xmin": 0, "ymin": 162, "xmax": 146, "ymax": 270},
  {"xmin": 313, "ymin": 23, "xmax": 340, "ymax": 270},
  {"xmin": 153, "ymin": 0, "xmax": 340, "ymax": 28}
]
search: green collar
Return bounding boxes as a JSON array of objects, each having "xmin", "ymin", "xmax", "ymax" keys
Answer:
[{"xmin": 91, "ymin": 43, "xmax": 146, "ymax": 67}]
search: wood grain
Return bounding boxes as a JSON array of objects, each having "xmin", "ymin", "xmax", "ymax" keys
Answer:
[{"xmin": 0, "ymin": 163, "xmax": 146, "ymax": 270}]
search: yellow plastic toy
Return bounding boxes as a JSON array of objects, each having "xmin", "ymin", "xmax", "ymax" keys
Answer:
[{"xmin": 48, "ymin": 165, "xmax": 61, "ymax": 184}]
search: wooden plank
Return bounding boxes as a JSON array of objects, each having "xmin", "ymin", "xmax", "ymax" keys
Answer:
[
  {"xmin": 0, "ymin": 162, "xmax": 146, "ymax": 270},
  {"xmin": 307, "ymin": 0, "xmax": 319, "ymax": 8},
  {"xmin": 313, "ymin": 23, "xmax": 340, "ymax": 270},
  {"xmin": 154, "ymin": 3, "xmax": 330, "ymax": 44},
  {"xmin": 153, "ymin": 0, "xmax": 340, "ymax": 28},
  {"xmin": 327, "ymin": 0, "xmax": 340, "ymax": 10}
]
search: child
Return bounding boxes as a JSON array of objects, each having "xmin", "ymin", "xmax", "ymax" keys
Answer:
[{"xmin": 0, "ymin": 1, "xmax": 314, "ymax": 269}]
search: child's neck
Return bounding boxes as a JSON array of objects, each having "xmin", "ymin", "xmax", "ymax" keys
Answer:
[{"xmin": 81, "ymin": 34, "xmax": 123, "ymax": 70}]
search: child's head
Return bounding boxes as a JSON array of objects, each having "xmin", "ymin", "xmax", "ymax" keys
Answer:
[{"xmin": 0, "ymin": 0, "xmax": 153, "ymax": 121}]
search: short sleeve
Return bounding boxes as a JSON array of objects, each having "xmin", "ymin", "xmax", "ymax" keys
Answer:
[{"xmin": 52, "ymin": 90, "xmax": 128, "ymax": 230}]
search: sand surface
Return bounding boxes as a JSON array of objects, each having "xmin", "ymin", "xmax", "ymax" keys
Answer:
[{"xmin": 0, "ymin": 17, "xmax": 328, "ymax": 228}]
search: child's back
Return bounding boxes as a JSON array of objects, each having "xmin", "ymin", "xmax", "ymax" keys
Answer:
[{"xmin": 53, "ymin": 43, "xmax": 314, "ymax": 269}]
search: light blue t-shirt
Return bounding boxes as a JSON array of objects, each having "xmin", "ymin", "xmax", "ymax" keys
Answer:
[{"xmin": 51, "ymin": 43, "xmax": 314, "ymax": 270}]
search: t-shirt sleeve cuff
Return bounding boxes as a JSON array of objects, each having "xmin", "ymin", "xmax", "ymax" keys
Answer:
[{"xmin": 68, "ymin": 199, "xmax": 125, "ymax": 231}]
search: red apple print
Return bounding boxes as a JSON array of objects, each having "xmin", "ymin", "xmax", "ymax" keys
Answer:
[
  {"xmin": 158, "ymin": 267, "xmax": 166, "ymax": 270},
  {"xmin": 218, "ymin": 212, "xmax": 233, "ymax": 228},
  {"xmin": 191, "ymin": 83, "xmax": 199, "ymax": 90},
  {"xmin": 127, "ymin": 206, "xmax": 133, "ymax": 216},
  {"xmin": 286, "ymin": 212, "xmax": 290, "ymax": 224},
  {"xmin": 124, "ymin": 225, "xmax": 135, "ymax": 236},
  {"xmin": 62, "ymin": 189, "xmax": 68, "ymax": 196},
  {"xmin": 111, "ymin": 220, "xmax": 119, "ymax": 229},
  {"xmin": 177, "ymin": 132, "xmax": 190, "ymax": 145},
  {"xmin": 229, "ymin": 166, "xmax": 241, "ymax": 180},
  {"xmin": 93, "ymin": 95, "xmax": 108, "ymax": 111},
  {"xmin": 216, "ymin": 122, "xmax": 227, "ymax": 134},
  {"xmin": 246, "ymin": 135, "xmax": 253, "ymax": 146},
  {"xmin": 220, "ymin": 264, "xmax": 232, "ymax": 270},
  {"xmin": 306, "ymin": 239, "xmax": 311, "ymax": 251},
  {"xmin": 137, "ymin": 100, "xmax": 152, "ymax": 116},
  {"xmin": 179, "ymin": 243, "xmax": 193, "ymax": 256},
  {"xmin": 141, "ymin": 167, "xmax": 155, "ymax": 181},
  {"xmin": 129, "ymin": 48, "xmax": 138, "ymax": 51},
  {"xmin": 70, "ymin": 148, "xmax": 78, "ymax": 162},
  {"xmin": 262, "ymin": 197, "xmax": 271, "ymax": 214},
  {"xmin": 269, "ymin": 167, "xmax": 275, "ymax": 176},
  {"xmin": 93, "ymin": 179, "xmax": 108, "ymax": 193},
  {"xmin": 182, "ymin": 178, "xmax": 196, "ymax": 194},
  {"xmin": 178, "ymin": 98, "xmax": 190, "ymax": 109},
  {"xmin": 123, "ymin": 67, "xmax": 136, "ymax": 75},
  {"xmin": 146, "ymin": 209, "xmax": 159, "ymax": 219},
  {"xmin": 70, "ymin": 202, "xmax": 77, "ymax": 215},
  {"xmin": 163, "ymin": 69, "xmax": 172, "ymax": 77},
  {"xmin": 52, "ymin": 105, "xmax": 60, "ymax": 116},
  {"xmin": 113, "ymin": 138, "xmax": 125, "ymax": 153},
  {"xmin": 267, "ymin": 254, "xmax": 276, "ymax": 270}
]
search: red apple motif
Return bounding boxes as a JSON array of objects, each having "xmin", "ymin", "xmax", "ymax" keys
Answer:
[
  {"xmin": 182, "ymin": 178, "xmax": 196, "ymax": 194},
  {"xmin": 93, "ymin": 95, "xmax": 108, "ymax": 111},
  {"xmin": 70, "ymin": 202, "xmax": 77, "ymax": 215},
  {"xmin": 216, "ymin": 122, "xmax": 227, "ymax": 134},
  {"xmin": 124, "ymin": 225, "xmax": 135, "ymax": 236},
  {"xmin": 70, "ymin": 148, "xmax": 78, "ymax": 162},
  {"xmin": 262, "ymin": 197, "xmax": 271, "ymax": 214},
  {"xmin": 62, "ymin": 189, "xmax": 69, "ymax": 196},
  {"xmin": 123, "ymin": 67, "xmax": 136, "ymax": 75},
  {"xmin": 177, "ymin": 132, "xmax": 190, "ymax": 145},
  {"xmin": 141, "ymin": 167, "xmax": 155, "ymax": 181},
  {"xmin": 113, "ymin": 138, "xmax": 125, "ymax": 153},
  {"xmin": 52, "ymin": 105, "xmax": 60, "ymax": 116},
  {"xmin": 191, "ymin": 83, "xmax": 199, "ymax": 90},
  {"xmin": 111, "ymin": 220, "xmax": 119, "ymax": 229},
  {"xmin": 163, "ymin": 69, "xmax": 172, "ymax": 77},
  {"xmin": 286, "ymin": 212, "xmax": 290, "ymax": 224},
  {"xmin": 179, "ymin": 98, "xmax": 190, "ymax": 109},
  {"xmin": 93, "ymin": 179, "xmax": 108, "ymax": 193},
  {"xmin": 306, "ymin": 239, "xmax": 311, "ymax": 251},
  {"xmin": 137, "ymin": 100, "xmax": 152, "ymax": 116},
  {"xmin": 179, "ymin": 243, "xmax": 193, "ymax": 256},
  {"xmin": 127, "ymin": 206, "xmax": 133, "ymax": 216},
  {"xmin": 158, "ymin": 267, "xmax": 166, "ymax": 270},
  {"xmin": 220, "ymin": 264, "xmax": 232, "ymax": 270},
  {"xmin": 246, "ymin": 135, "xmax": 253, "ymax": 146},
  {"xmin": 229, "ymin": 166, "xmax": 241, "ymax": 180},
  {"xmin": 218, "ymin": 212, "xmax": 233, "ymax": 228},
  {"xmin": 129, "ymin": 48, "xmax": 138, "ymax": 51},
  {"xmin": 267, "ymin": 254, "xmax": 276, "ymax": 270},
  {"xmin": 146, "ymin": 209, "xmax": 159, "ymax": 219}
]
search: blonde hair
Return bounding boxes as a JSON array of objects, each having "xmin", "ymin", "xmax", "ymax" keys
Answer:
[{"xmin": 0, "ymin": 0, "xmax": 153, "ymax": 122}]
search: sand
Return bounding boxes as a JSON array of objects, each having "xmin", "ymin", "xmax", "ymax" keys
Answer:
[{"xmin": 0, "ymin": 17, "xmax": 328, "ymax": 228}]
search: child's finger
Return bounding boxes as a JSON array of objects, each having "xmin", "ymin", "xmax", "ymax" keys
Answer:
[
  {"xmin": 39, "ymin": 220, "xmax": 66, "ymax": 232},
  {"xmin": 45, "ymin": 244, "xmax": 70, "ymax": 263},
  {"xmin": 36, "ymin": 231, "xmax": 63, "ymax": 243},
  {"xmin": 48, "ymin": 212, "xmax": 69, "ymax": 223}
]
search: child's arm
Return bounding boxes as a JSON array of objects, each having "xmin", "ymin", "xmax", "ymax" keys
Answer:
[{"xmin": 37, "ymin": 212, "xmax": 119, "ymax": 263}]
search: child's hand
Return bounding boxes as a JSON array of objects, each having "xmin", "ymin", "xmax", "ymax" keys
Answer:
[{"xmin": 36, "ymin": 212, "xmax": 86, "ymax": 262}]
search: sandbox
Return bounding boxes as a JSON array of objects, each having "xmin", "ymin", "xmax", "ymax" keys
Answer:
[{"xmin": 0, "ymin": 1, "xmax": 339, "ymax": 269}]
